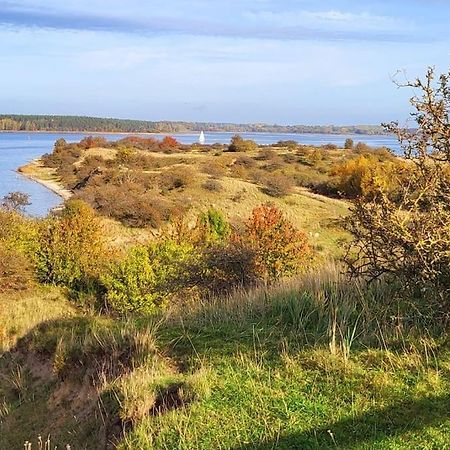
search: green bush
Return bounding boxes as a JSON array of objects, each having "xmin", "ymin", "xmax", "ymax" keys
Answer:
[
  {"xmin": 0, "ymin": 209, "xmax": 39, "ymax": 256},
  {"xmin": 102, "ymin": 240, "xmax": 195, "ymax": 314},
  {"xmin": 197, "ymin": 208, "xmax": 231, "ymax": 244}
]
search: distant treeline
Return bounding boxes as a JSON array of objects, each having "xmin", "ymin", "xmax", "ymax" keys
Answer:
[{"xmin": 0, "ymin": 114, "xmax": 387, "ymax": 135}]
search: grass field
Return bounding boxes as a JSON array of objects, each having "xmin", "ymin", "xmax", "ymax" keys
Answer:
[{"xmin": 1, "ymin": 267, "xmax": 449, "ymax": 449}]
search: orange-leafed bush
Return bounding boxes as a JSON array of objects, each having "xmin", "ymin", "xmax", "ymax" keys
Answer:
[
  {"xmin": 159, "ymin": 136, "xmax": 180, "ymax": 151},
  {"xmin": 237, "ymin": 204, "xmax": 311, "ymax": 283}
]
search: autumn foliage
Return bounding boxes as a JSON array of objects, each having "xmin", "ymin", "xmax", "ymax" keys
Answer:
[
  {"xmin": 238, "ymin": 204, "xmax": 311, "ymax": 283},
  {"xmin": 331, "ymin": 155, "xmax": 408, "ymax": 200},
  {"xmin": 345, "ymin": 68, "xmax": 450, "ymax": 311},
  {"xmin": 159, "ymin": 136, "xmax": 179, "ymax": 150},
  {"xmin": 36, "ymin": 200, "xmax": 107, "ymax": 289}
]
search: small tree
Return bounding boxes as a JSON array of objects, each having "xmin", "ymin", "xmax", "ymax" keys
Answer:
[
  {"xmin": 197, "ymin": 208, "xmax": 231, "ymax": 244},
  {"xmin": 344, "ymin": 138, "xmax": 354, "ymax": 149},
  {"xmin": 345, "ymin": 68, "xmax": 450, "ymax": 305},
  {"xmin": 1, "ymin": 192, "xmax": 30, "ymax": 212},
  {"xmin": 36, "ymin": 200, "xmax": 106, "ymax": 289},
  {"xmin": 228, "ymin": 135, "xmax": 258, "ymax": 152}
]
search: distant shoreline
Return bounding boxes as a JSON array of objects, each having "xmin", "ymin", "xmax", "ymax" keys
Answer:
[{"xmin": 0, "ymin": 130, "xmax": 391, "ymax": 136}]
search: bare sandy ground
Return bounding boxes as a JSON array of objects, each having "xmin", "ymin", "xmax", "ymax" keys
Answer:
[{"xmin": 18, "ymin": 159, "xmax": 72, "ymax": 200}]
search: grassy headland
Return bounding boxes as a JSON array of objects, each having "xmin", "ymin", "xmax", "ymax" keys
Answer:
[
  {"xmin": 18, "ymin": 135, "xmax": 394, "ymax": 256},
  {"xmin": 2, "ymin": 115, "xmax": 449, "ymax": 450}
]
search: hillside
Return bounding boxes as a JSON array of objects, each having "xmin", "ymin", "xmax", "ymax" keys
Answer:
[
  {"xmin": 1, "ymin": 269, "xmax": 449, "ymax": 449},
  {"xmin": 19, "ymin": 135, "xmax": 357, "ymax": 255}
]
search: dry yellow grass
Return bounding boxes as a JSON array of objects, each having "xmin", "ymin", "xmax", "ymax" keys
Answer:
[{"xmin": 0, "ymin": 287, "xmax": 76, "ymax": 353}]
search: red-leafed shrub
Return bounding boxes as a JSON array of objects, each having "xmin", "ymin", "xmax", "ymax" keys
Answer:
[
  {"xmin": 159, "ymin": 136, "xmax": 179, "ymax": 151},
  {"xmin": 237, "ymin": 204, "xmax": 311, "ymax": 282}
]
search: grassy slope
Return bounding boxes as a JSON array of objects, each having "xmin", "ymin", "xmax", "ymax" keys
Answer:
[
  {"xmin": 19, "ymin": 145, "xmax": 350, "ymax": 256},
  {"xmin": 1, "ymin": 273, "xmax": 449, "ymax": 450},
  {"xmin": 6, "ymin": 143, "xmax": 446, "ymax": 448}
]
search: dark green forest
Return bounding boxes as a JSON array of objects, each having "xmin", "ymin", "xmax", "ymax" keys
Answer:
[{"xmin": 0, "ymin": 114, "xmax": 386, "ymax": 134}]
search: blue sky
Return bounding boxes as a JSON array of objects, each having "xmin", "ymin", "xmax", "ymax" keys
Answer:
[{"xmin": 0, "ymin": 0, "xmax": 449, "ymax": 124}]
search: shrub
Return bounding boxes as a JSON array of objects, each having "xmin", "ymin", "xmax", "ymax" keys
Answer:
[
  {"xmin": 116, "ymin": 147, "xmax": 136, "ymax": 164},
  {"xmin": 307, "ymin": 148, "xmax": 325, "ymax": 164},
  {"xmin": 0, "ymin": 209, "xmax": 39, "ymax": 256},
  {"xmin": 79, "ymin": 136, "xmax": 108, "ymax": 149},
  {"xmin": 192, "ymin": 242, "xmax": 259, "ymax": 295},
  {"xmin": 274, "ymin": 140, "xmax": 298, "ymax": 150},
  {"xmin": 229, "ymin": 164, "xmax": 249, "ymax": 180},
  {"xmin": 262, "ymin": 174, "xmax": 294, "ymax": 197},
  {"xmin": 238, "ymin": 204, "xmax": 311, "ymax": 283},
  {"xmin": 261, "ymin": 160, "xmax": 283, "ymax": 172},
  {"xmin": 0, "ymin": 242, "xmax": 34, "ymax": 292},
  {"xmin": 159, "ymin": 136, "xmax": 180, "ymax": 152},
  {"xmin": 331, "ymin": 155, "xmax": 402, "ymax": 199},
  {"xmin": 102, "ymin": 240, "xmax": 194, "ymax": 313},
  {"xmin": 228, "ymin": 135, "xmax": 258, "ymax": 152},
  {"xmin": 35, "ymin": 200, "xmax": 106, "ymax": 290},
  {"xmin": 197, "ymin": 208, "xmax": 231, "ymax": 244},
  {"xmin": 76, "ymin": 182, "xmax": 178, "ymax": 228},
  {"xmin": 233, "ymin": 155, "xmax": 256, "ymax": 168},
  {"xmin": 355, "ymin": 142, "xmax": 372, "ymax": 153},
  {"xmin": 116, "ymin": 136, "xmax": 159, "ymax": 151},
  {"xmin": 255, "ymin": 148, "xmax": 277, "ymax": 161},
  {"xmin": 344, "ymin": 138, "xmax": 354, "ymax": 149},
  {"xmin": 345, "ymin": 68, "xmax": 450, "ymax": 311},
  {"xmin": 160, "ymin": 167, "xmax": 195, "ymax": 191},
  {"xmin": 201, "ymin": 160, "xmax": 227, "ymax": 177},
  {"xmin": 202, "ymin": 179, "xmax": 223, "ymax": 192}
]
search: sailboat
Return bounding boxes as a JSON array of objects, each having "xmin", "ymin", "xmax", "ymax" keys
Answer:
[{"xmin": 198, "ymin": 131, "xmax": 206, "ymax": 145}]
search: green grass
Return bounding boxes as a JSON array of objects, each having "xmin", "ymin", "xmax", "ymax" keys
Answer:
[{"xmin": 1, "ymin": 267, "xmax": 449, "ymax": 449}]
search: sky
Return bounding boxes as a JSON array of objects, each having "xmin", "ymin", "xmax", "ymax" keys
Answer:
[{"xmin": 0, "ymin": 0, "xmax": 449, "ymax": 125}]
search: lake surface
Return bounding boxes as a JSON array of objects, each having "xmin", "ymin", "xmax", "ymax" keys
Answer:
[{"xmin": 0, "ymin": 131, "xmax": 401, "ymax": 217}]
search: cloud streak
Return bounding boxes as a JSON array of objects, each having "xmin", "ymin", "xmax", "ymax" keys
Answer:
[{"xmin": 0, "ymin": 2, "xmax": 426, "ymax": 43}]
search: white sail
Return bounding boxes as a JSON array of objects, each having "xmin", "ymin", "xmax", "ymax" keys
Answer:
[{"xmin": 199, "ymin": 131, "xmax": 206, "ymax": 145}]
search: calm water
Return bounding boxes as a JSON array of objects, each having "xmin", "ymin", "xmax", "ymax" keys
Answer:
[{"xmin": 0, "ymin": 131, "xmax": 401, "ymax": 217}]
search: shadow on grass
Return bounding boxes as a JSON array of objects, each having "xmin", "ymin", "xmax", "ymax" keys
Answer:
[{"xmin": 232, "ymin": 392, "xmax": 450, "ymax": 449}]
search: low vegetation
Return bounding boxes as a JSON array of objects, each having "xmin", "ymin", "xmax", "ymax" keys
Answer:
[{"xmin": 1, "ymin": 68, "xmax": 450, "ymax": 449}]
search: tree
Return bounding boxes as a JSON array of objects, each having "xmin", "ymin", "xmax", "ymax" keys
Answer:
[
  {"xmin": 1, "ymin": 192, "xmax": 30, "ymax": 212},
  {"xmin": 228, "ymin": 135, "xmax": 258, "ymax": 152},
  {"xmin": 344, "ymin": 138, "xmax": 354, "ymax": 149},
  {"xmin": 345, "ymin": 68, "xmax": 450, "ymax": 305}
]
